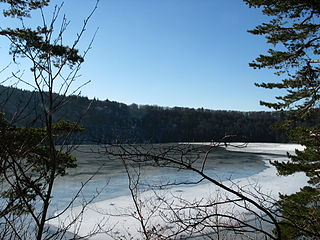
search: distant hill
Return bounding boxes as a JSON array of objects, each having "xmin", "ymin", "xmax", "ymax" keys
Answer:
[{"xmin": 0, "ymin": 85, "xmax": 289, "ymax": 143}]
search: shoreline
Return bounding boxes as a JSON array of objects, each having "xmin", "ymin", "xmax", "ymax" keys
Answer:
[{"xmin": 183, "ymin": 142, "xmax": 305, "ymax": 155}]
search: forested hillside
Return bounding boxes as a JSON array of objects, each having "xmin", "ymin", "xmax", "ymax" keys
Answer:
[{"xmin": 0, "ymin": 85, "xmax": 288, "ymax": 143}]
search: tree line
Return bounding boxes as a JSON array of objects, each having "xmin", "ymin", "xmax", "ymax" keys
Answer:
[{"xmin": 0, "ymin": 84, "xmax": 291, "ymax": 144}]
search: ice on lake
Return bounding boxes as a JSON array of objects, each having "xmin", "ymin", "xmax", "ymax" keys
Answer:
[{"xmin": 48, "ymin": 143, "xmax": 308, "ymax": 239}]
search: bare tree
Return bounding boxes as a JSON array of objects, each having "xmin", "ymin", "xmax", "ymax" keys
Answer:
[
  {"xmin": 102, "ymin": 142, "xmax": 282, "ymax": 240},
  {"xmin": 0, "ymin": 1, "xmax": 110, "ymax": 239}
]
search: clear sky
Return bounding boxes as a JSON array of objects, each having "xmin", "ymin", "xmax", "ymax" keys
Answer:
[{"xmin": 0, "ymin": 0, "xmax": 285, "ymax": 111}]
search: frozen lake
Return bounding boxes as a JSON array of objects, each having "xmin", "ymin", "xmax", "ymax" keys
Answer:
[
  {"xmin": 47, "ymin": 143, "xmax": 308, "ymax": 239},
  {"xmin": 51, "ymin": 143, "xmax": 303, "ymax": 212}
]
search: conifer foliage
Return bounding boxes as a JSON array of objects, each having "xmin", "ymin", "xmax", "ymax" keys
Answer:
[
  {"xmin": 0, "ymin": 0, "xmax": 49, "ymax": 17},
  {"xmin": 0, "ymin": 0, "xmax": 94, "ymax": 239},
  {"xmin": 245, "ymin": 0, "xmax": 320, "ymax": 238}
]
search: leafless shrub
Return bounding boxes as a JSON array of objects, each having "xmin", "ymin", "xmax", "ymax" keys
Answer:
[{"xmin": 101, "ymin": 142, "xmax": 281, "ymax": 239}]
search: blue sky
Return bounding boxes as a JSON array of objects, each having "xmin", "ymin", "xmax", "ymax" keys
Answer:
[{"xmin": 0, "ymin": 0, "xmax": 284, "ymax": 111}]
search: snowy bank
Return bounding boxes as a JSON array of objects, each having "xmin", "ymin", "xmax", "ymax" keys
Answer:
[{"xmin": 189, "ymin": 142, "xmax": 305, "ymax": 155}]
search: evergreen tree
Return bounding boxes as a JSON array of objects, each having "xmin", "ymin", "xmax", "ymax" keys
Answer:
[
  {"xmin": 0, "ymin": 1, "xmax": 96, "ymax": 239},
  {"xmin": 0, "ymin": 0, "xmax": 50, "ymax": 17},
  {"xmin": 245, "ymin": 0, "xmax": 320, "ymax": 238}
]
